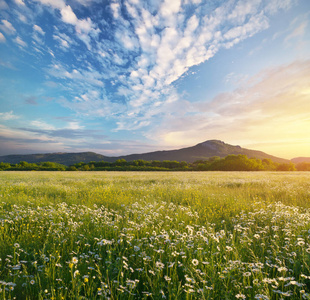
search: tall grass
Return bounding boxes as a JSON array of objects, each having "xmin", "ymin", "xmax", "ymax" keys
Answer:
[{"xmin": 0, "ymin": 171, "xmax": 309, "ymax": 299}]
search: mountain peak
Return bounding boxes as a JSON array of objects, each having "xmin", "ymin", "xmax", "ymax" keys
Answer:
[
  {"xmin": 199, "ymin": 139, "xmax": 224, "ymax": 145},
  {"xmin": 0, "ymin": 140, "xmax": 289, "ymax": 165},
  {"xmin": 197, "ymin": 140, "xmax": 227, "ymax": 149}
]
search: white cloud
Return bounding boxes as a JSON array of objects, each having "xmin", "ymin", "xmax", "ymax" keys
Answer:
[
  {"xmin": 110, "ymin": 1, "xmax": 121, "ymax": 19},
  {"xmin": 265, "ymin": 0, "xmax": 292, "ymax": 15},
  {"xmin": 14, "ymin": 0, "xmax": 25, "ymax": 6},
  {"xmin": 14, "ymin": 36, "xmax": 27, "ymax": 47},
  {"xmin": 0, "ymin": 32, "xmax": 5, "ymax": 42},
  {"xmin": 67, "ymin": 122, "xmax": 84, "ymax": 130},
  {"xmin": 0, "ymin": 20, "xmax": 16, "ymax": 35},
  {"xmin": 33, "ymin": 24, "xmax": 45, "ymax": 35},
  {"xmin": 17, "ymin": 13, "xmax": 27, "ymax": 23},
  {"xmin": 160, "ymin": 0, "xmax": 181, "ymax": 17},
  {"xmin": 60, "ymin": 5, "xmax": 96, "ymax": 36},
  {"xmin": 48, "ymin": 63, "xmax": 104, "ymax": 87},
  {"xmin": 34, "ymin": 1, "xmax": 98, "ymax": 49},
  {"xmin": 227, "ymin": 0, "xmax": 261, "ymax": 24},
  {"xmin": 0, "ymin": 111, "xmax": 19, "ymax": 121},
  {"xmin": 32, "ymin": 25, "xmax": 45, "ymax": 44},
  {"xmin": 31, "ymin": 120, "xmax": 55, "ymax": 130},
  {"xmin": 53, "ymin": 34, "xmax": 70, "ymax": 48},
  {"xmin": 116, "ymin": 28, "xmax": 139, "ymax": 50},
  {"xmin": 60, "ymin": 5, "xmax": 78, "ymax": 25}
]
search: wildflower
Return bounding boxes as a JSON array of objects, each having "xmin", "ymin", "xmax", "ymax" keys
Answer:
[
  {"xmin": 192, "ymin": 259, "xmax": 199, "ymax": 266},
  {"xmin": 286, "ymin": 280, "xmax": 304, "ymax": 287},
  {"xmin": 164, "ymin": 275, "xmax": 171, "ymax": 282},
  {"xmin": 14, "ymin": 243, "xmax": 20, "ymax": 248},
  {"xmin": 134, "ymin": 246, "xmax": 140, "ymax": 252},
  {"xmin": 168, "ymin": 262, "xmax": 175, "ymax": 268},
  {"xmin": 235, "ymin": 293, "xmax": 246, "ymax": 299},
  {"xmin": 155, "ymin": 261, "xmax": 165, "ymax": 269},
  {"xmin": 277, "ymin": 266, "xmax": 288, "ymax": 272},
  {"xmin": 73, "ymin": 270, "xmax": 80, "ymax": 278},
  {"xmin": 72, "ymin": 257, "xmax": 78, "ymax": 264},
  {"xmin": 30, "ymin": 280, "xmax": 35, "ymax": 285},
  {"xmin": 185, "ymin": 276, "xmax": 196, "ymax": 284},
  {"xmin": 254, "ymin": 295, "xmax": 269, "ymax": 300}
]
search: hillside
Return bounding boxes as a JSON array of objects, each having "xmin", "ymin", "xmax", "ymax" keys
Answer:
[
  {"xmin": 113, "ymin": 140, "xmax": 288, "ymax": 163},
  {"xmin": 291, "ymin": 157, "xmax": 310, "ymax": 163},
  {"xmin": 0, "ymin": 140, "xmax": 289, "ymax": 165}
]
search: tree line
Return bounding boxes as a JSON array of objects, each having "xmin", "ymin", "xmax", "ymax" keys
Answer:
[{"xmin": 1, "ymin": 155, "xmax": 310, "ymax": 171}]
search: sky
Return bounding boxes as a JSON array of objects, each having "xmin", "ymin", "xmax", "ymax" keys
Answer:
[{"xmin": 0, "ymin": 0, "xmax": 309, "ymax": 159}]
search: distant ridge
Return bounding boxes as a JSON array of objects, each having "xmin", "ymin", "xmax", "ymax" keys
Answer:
[
  {"xmin": 0, "ymin": 140, "xmax": 289, "ymax": 165},
  {"xmin": 291, "ymin": 157, "xmax": 310, "ymax": 164},
  {"xmin": 0, "ymin": 152, "xmax": 107, "ymax": 166}
]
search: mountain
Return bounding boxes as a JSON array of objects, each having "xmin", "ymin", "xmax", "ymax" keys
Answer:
[
  {"xmin": 291, "ymin": 157, "xmax": 310, "ymax": 164},
  {"xmin": 110, "ymin": 140, "xmax": 289, "ymax": 163},
  {"xmin": 0, "ymin": 140, "xmax": 289, "ymax": 165}
]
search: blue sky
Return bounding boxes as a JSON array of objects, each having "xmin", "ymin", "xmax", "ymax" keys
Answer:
[{"xmin": 0, "ymin": 0, "xmax": 309, "ymax": 159}]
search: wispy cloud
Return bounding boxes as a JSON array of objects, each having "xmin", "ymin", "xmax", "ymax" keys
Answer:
[
  {"xmin": 285, "ymin": 20, "xmax": 307, "ymax": 43},
  {"xmin": 0, "ymin": 32, "xmax": 5, "ymax": 42},
  {"xmin": 0, "ymin": 124, "xmax": 65, "ymax": 155},
  {"xmin": 0, "ymin": 111, "xmax": 20, "ymax": 121},
  {"xmin": 14, "ymin": 36, "xmax": 27, "ymax": 47},
  {"xmin": 0, "ymin": 20, "xmax": 16, "ymax": 35},
  {"xmin": 31, "ymin": 120, "xmax": 55, "ymax": 130},
  {"xmin": 14, "ymin": 0, "xmax": 26, "ymax": 6},
  {"xmin": 0, "ymin": 119, "xmax": 107, "ymax": 155},
  {"xmin": 33, "ymin": 24, "xmax": 45, "ymax": 35}
]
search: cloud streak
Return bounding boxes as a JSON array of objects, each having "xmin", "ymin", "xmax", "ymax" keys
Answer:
[{"xmin": 0, "ymin": 111, "xmax": 19, "ymax": 121}]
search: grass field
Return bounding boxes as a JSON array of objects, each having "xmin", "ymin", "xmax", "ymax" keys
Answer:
[{"xmin": 0, "ymin": 171, "xmax": 310, "ymax": 299}]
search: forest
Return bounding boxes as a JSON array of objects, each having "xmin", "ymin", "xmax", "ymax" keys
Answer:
[{"xmin": 1, "ymin": 154, "xmax": 309, "ymax": 171}]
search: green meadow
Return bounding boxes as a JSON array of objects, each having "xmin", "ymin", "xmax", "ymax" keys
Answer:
[{"xmin": 0, "ymin": 171, "xmax": 310, "ymax": 299}]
